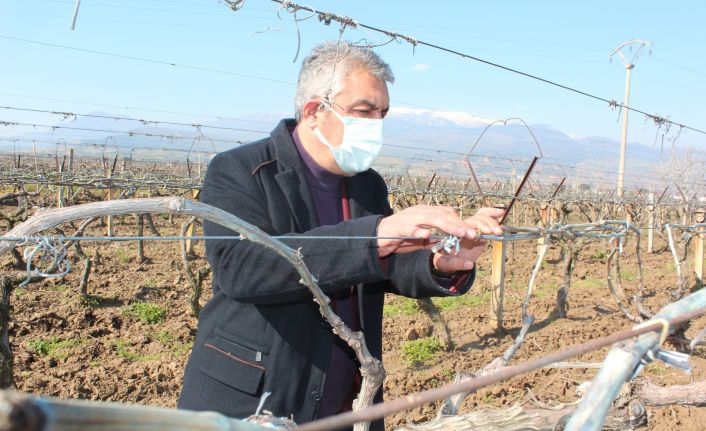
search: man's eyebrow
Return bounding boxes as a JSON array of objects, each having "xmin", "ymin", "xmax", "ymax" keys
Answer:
[{"xmin": 349, "ymin": 99, "xmax": 379, "ymax": 108}]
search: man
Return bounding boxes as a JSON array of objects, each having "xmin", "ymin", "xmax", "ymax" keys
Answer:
[{"xmin": 178, "ymin": 41, "xmax": 503, "ymax": 428}]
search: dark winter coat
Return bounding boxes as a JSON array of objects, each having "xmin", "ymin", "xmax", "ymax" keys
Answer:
[{"xmin": 178, "ymin": 119, "xmax": 474, "ymax": 428}]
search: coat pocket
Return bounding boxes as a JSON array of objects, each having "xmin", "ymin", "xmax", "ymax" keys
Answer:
[{"xmin": 199, "ymin": 332, "xmax": 266, "ymax": 396}]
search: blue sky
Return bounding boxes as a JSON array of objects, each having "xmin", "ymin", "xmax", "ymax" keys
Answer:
[{"xmin": 2, "ymin": 0, "xmax": 705, "ymax": 150}]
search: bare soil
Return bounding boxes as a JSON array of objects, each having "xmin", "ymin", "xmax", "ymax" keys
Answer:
[{"xmin": 3, "ymin": 211, "xmax": 706, "ymax": 430}]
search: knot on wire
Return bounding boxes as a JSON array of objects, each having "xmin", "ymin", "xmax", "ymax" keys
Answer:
[
  {"xmin": 281, "ymin": 0, "xmax": 300, "ymax": 13},
  {"xmin": 19, "ymin": 235, "xmax": 70, "ymax": 288},
  {"xmin": 383, "ymin": 31, "xmax": 418, "ymax": 54},
  {"xmin": 223, "ymin": 0, "xmax": 246, "ymax": 11},
  {"xmin": 317, "ymin": 12, "xmax": 333, "ymax": 25},
  {"xmin": 317, "ymin": 12, "xmax": 357, "ymax": 29},
  {"xmin": 646, "ymin": 113, "xmax": 669, "ymax": 127},
  {"xmin": 391, "ymin": 31, "xmax": 418, "ymax": 47}
]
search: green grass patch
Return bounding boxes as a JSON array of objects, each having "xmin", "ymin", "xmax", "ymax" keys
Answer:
[
  {"xmin": 401, "ymin": 336, "xmax": 443, "ymax": 367},
  {"xmin": 384, "ymin": 290, "xmax": 493, "ymax": 318},
  {"xmin": 49, "ymin": 283, "xmax": 69, "ymax": 292},
  {"xmin": 147, "ymin": 329, "xmax": 193, "ymax": 357},
  {"xmin": 534, "ymin": 282, "xmax": 558, "ymax": 299},
  {"xmin": 441, "ymin": 368, "xmax": 455, "ymax": 380},
  {"xmin": 122, "ymin": 302, "xmax": 167, "ymax": 324},
  {"xmin": 114, "ymin": 340, "xmax": 161, "ymax": 362},
  {"xmin": 479, "ymin": 391, "xmax": 494, "ymax": 404},
  {"xmin": 644, "ymin": 362, "xmax": 669, "ymax": 376},
  {"xmin": 80, "ymin": 294, "xmax": 102, "ymax": 307},
  {"xmin": 172, "ymin": 339, "xmax": 194, "ymax": 356},
  {"xmin": 573, "ymin": 277, "xmax": 604, "ymax": 290},
  {"xmin": 115, "ymin": 248, "xmax": 131, "ymax": 264},
  {"xmin": 432, "ymin": 291, "xmax": 491, "ymax": 311},
  {"xmin": 383, "ymin": 298, "xmax": 419, "ymax": 317},
  {"xmin": 152, "ymin": 329, "xmax": 176, "ymax": 345},
  {"xmin": 26, "ymin": 337, "xmax": 85, "ymax": 360},
  {"xmin": 620, "ymin": 270, "xmax": 638, "ymax": 282},
  {"xmin": 591, "ymin": 250, "xmax": 607, "ymax": 260}
]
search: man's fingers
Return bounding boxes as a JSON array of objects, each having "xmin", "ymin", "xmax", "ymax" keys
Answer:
[
  {"xmin": 409, "ymin": 208, "xmax": 468, "ymax": 238},
  {"xmin": 411, "ymin": 227, "xmax": 431, "ymax": 239},
  {"xmin": 434, "ymin": 254, "xmax": 475, "ymax": 273},
  {"xmin": 378, "ymin": 205, "xmax": 490, "ymax": 258},
  {"xmin": 475, "ymin": 207, "xmax": 505, "ymax": 220},
  {"xmin": 466, "ymin": 215, "xmax": 503, "ymax": 236}
]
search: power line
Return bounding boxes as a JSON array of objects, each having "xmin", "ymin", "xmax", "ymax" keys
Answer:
[
  {"xmin": 40, "ymin": 0, "xmax": 255, "ymax": 17},
  {"xmin": 0, "ymin": 105, "xmax": 270, "ymax": 134},
  {"xmin": 262, "ymin": 0, "xmax": 706, "ymax": 137},
  {"xmin": 0, "ymin": 137, "xmax": 217, "ymax": 158},
  {"xmin": 0, "ymin": 120, "xmax": 256, "ymax": 145},
  {"xmin": 0, "ymin": 34, "xmax": 294, "ymax": 86},
  {"xmin": 652, "ymin": 55, "xmax": 706, "ymax": 80},
  {"xmin": 0, "ymin": 8, "xmax": 282, "ymax": 33},
  {"xmin": 0, "ymin": 91, "xmax": 279, "ymax": 124}
]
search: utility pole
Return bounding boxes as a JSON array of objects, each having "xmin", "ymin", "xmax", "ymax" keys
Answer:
[
  {"xmin": 610, "ymin": 39, "xmax": 652, "ymax": 198},
  {"xmin": 70, "ymin": 0, "xmax": 82, "ymax": 30}
]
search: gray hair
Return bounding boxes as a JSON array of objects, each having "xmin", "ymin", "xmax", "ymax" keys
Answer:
[{"xmin": 294, "ymin": 41, "xmax": 395, "ymax": 121}]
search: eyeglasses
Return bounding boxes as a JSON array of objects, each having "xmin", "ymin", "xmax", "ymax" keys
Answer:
[{"xmin": 325, "ymin": 99, "xmax": 388, "ymax": 120}]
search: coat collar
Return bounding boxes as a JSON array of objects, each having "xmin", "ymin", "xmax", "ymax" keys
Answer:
[
  {"xmin": 346, "ymin": 173, "xmax": 378, "ymax": 220},
  {"xmin": 271, "ymin": 120, "xmax": 319, "ymax": 232}
]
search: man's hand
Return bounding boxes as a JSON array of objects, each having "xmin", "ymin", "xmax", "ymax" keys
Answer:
[
  {"xmin": 431, "ymin": 207, "xmax": 505, "ymax": 274},
  {"xmin": 376, "ymin": 205, "xmax": 503, "ymax": 259}
]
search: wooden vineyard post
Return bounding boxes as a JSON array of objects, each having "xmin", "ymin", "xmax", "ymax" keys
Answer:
[
  {"xmin": 489, "ymin": 240, "xmax": 506, "ymax": 334},
  {"xmin": 538, "ymin": 203, "xmax": 549, "ymax": 255},
  {"xmin": 68, "ymin": 148, "xmax": 75, "ymax": 205},
  {"xmin": 550, "ymin": 204, "xmax": 560, "ymax": 225},
  {"xmin": 105, "ymin": 155, "xmax": 117, "ymax": 237},
  {"xmin": 106, "ymin": 189, "xmax": 114, "ymax": 236},
  {"xmin": 626, "ymin": 203, "xmax": 634, "ymax": 224},
  {"xmin": 185, "ymin": 189, "xmax": 201, "ymax": 255},
  {"xmin": 694, "ymin": 209, "xmax": 705, "ymax": 289},
  {"xmin": 647, "ymin": 193, "xmax": 655, "ymax": 254},
  {"xmin": 56, "ymin": 155, "xmax": 66, "ymax": 208}
]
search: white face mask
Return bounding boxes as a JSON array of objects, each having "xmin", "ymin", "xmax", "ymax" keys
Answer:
[{"xmin": 313, "ymin": 104, "xmax": 384, "ymax": 175}]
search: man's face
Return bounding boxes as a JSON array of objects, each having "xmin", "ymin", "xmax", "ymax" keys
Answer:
[{"xmin": 316, "ymin": 68, "xmax": 390, "ymax": 149}]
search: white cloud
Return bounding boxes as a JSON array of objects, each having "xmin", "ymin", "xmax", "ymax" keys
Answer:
[
  {"xmin": 389, "ymin": 106, "xmax": 496, "ymax": 127},
  {"xmin": 411, "ymin": 63, "xmax": 431, "ymax": 72}
]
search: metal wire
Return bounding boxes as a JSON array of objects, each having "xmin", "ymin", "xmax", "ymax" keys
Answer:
[{"xmin": 0, "ymin": 221, "xmax": 640, "ymax": 244}]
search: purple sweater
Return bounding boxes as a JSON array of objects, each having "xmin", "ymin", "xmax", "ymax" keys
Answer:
[{"xmin": 292, "ymin": 127, "xmax": 359, "ymax": 418}]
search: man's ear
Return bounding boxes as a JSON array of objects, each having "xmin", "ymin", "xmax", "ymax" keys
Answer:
[{"xmin": 301, "ymin": 99, "xmax": 323, "ymax": 128}]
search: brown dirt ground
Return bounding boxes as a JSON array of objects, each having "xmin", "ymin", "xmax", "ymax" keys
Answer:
[{"xmin": 3, "ymin": 209, "xmax": 706, "ymax": 430}]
